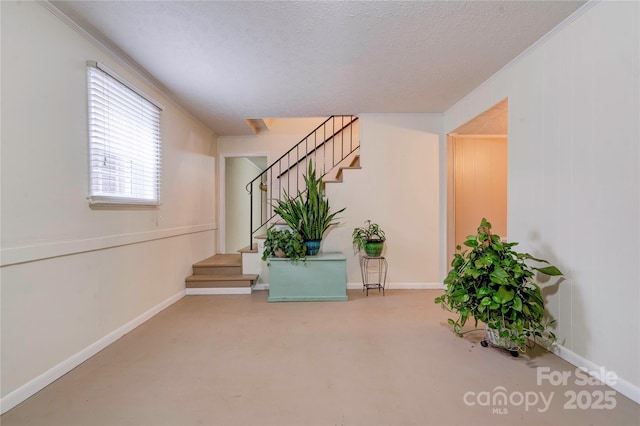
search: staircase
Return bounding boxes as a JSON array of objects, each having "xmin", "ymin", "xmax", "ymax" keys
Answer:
[
  {"xmin": 185, "ymin": 115, "xmax": 360, "ymax": 295},
  {"xmin": 185, "ymin": 254, "xmax": 258, "ymax": 295},
  {"xmin": 246, "ymin": 115, "xmax": 360, "ymax": 249}
]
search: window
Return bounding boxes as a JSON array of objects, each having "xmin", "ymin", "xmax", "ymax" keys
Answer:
[{"xmin": 87, "ymin": 61, "xmax": 162, "ymax": 206}]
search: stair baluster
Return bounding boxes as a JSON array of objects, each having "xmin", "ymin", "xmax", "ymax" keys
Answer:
[{"xmin": 245, "ymin": 115, "xmax": 359, "ymax": 249}]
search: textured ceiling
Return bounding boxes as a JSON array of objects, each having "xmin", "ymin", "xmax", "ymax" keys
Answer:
[{"xmin": 50, "ymin": 1, "xmax": 585, "ymax": 136}]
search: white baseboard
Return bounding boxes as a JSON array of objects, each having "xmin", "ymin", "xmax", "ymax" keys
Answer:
[
  {"xmin": 551, "ymin": 344, "xmax": 640, "ymax": 404},
  {"xmin": 253, "ymin": 283, "xmax": 443, "ymax": 291},
  {"xmin": 185, "ymin": 288, "xmax": 252, "ymax": 295},
  {"xmin": 0, "ymin": 290, "xmax": 185, "ymax": 415},
  {"xmin": 347, "ymin": 282, "xmax": 443, "ymax": 290}
]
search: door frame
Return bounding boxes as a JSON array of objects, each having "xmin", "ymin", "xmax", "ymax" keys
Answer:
[
  {"xmin": 446, "ymin": 133, "xmax": 508, "ymax": 267},
  {"xmin": 218, "ymin": 152, "xmax": 269, "ymax": 254}
]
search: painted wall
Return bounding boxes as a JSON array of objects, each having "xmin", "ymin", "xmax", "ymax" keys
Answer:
[
  {"xmin": 444, "ymin": 1, "xmax": 639, "ymax": 396},
  {"xmin": 322, "ymin": 113, "xmax": 443, "ymax": 286},
  {"xmin": 221, "ymin": 115, "xmax": 441, "ymax": 287},
  {"xmin": 218, "ymin": 117, "xmax": 328, "ymax": 159},
  {"xmin": 452, "ymin": 136, "xmax": 508, "ymax": 248},
  {"xmin": 0, "ymin": 1, "xmax": 217, "ymax": 409}
]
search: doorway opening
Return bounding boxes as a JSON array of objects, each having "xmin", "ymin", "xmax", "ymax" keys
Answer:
[
  {"xmin": 446, "ymin": 98, "xmax": 508, "ymax": 265},
  {"xmin": 222, "ymin": 156, "xmax": 267, "ymax": 254}
]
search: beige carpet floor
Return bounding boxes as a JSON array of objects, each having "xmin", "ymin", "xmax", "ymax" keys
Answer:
[{"xmin": 2, "ymin": 289, "xmax": 638, "ymax": 426}]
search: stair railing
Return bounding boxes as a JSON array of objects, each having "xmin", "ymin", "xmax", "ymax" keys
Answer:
[{"xmin": 246, "ymin": 115, "xmax": 359, "ymax": 249}]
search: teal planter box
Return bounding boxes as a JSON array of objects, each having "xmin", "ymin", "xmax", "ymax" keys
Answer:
[{"xmin": 268, "ymin": 252, "xmax": 347, "ymax": 302}]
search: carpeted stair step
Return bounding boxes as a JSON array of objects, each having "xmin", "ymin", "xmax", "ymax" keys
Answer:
[
  {"xmin": 185, "ymin": 274, "xmax": 258, "ymax": 288},
  {"xmin": 186, "ymin": 253, "xmax": 259, "ymax": 295},
  {"xmin": 192, "ymin": 253, "xmax": 242, "ymax": 275}
]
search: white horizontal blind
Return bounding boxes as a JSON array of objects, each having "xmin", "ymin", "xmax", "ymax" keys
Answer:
[{"xmin": 87, "ymin": 62, "xmax": 162, "ymax": 206}]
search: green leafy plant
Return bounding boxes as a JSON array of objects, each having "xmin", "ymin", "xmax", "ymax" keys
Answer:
[
  {"xmin": 272, "ymin": 159, "xmax": 345, "ymax": 241},
  {"xmin": 434, "ymin": 218, "xmax": 563, "ymax": 353},
  {"xmin": 352, "ymin": 220, "xmax": 386, "ymax": 256},
  {"xmin": 261, "ymin": 226, "xmax": 306, "ymax": 261}
]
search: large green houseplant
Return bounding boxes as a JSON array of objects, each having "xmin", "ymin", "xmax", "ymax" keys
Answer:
[
  {"xmin": 272, "ymin": 159, "xmax": 345, "ymax": 255},
  {"xmin": 434, "ymin": 218, "xmax": 563, "ymax": 355}
]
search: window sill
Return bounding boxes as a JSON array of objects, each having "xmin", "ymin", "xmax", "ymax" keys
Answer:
[{"xmin": 88, "ymin": 197, "xmax": 160, "ymax": 210}]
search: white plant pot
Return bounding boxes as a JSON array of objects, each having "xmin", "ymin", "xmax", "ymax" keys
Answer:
[{"xmin": 485, "ymin": 324, "xmax": 519, "ymax": 351}]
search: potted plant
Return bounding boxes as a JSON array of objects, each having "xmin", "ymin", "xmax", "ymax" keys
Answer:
[
  {"xmin": 272, "ymin": 159, "xmax": 345, "ymax": 255},
  {"xmin": 434, "ymin": 218, "xmax": 563, "ymax": 356},
  {"xmin": 261, "ymin": 226, "xmax": 306, "ymax": 262},
  {"xmin": 352, "ymin": 220, "xmax": 386, "ymax": 257}
]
